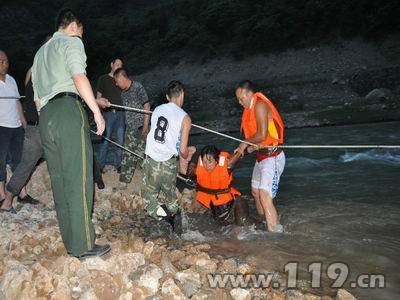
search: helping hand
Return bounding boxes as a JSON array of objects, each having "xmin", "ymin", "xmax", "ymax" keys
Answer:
[
  {"xmin": 234, "ymin": 142, "xmax": 248, "ymax": 158},
  {"xmin": 96, "ymin": 98, "xmax": 111, "ymax": 109}
]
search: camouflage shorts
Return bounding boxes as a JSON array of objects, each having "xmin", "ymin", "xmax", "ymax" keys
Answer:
[
  {"xmin": 141, "ymin": 156, "xmax": 179, "ymax": 219},
  {"xmin": 119, "ymin": 130, "xmax": 145, "ymax": 183}
]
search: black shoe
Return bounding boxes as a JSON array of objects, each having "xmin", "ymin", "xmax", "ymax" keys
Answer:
[
  {"xmin": 157, "ymin": 205, "xmax": 182, "ymax": 233},
  {"xmin": 96, "ymin": 179, "xmax": 105, "ymax": 190},
  {"xmin": 18, "ymin": 194, "xmax": 40, "ymax": 205},
  {"xmin": 75, "ymin": 244, "xmax": 111, "ymax": 260}
]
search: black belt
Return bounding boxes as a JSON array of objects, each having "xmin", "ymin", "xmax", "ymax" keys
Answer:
[
  {"xmin": 196, "ymin": 183, "xmax": 231, "ymax": 195},
  {"xmin": 51, "ymin": 92, "xmax": 82, "ymax": 101}
]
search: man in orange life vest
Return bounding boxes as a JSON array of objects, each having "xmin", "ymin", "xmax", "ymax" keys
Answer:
[
  {"xmin": 234, "ymin": 80, "xmax": 286, "ymax": 233},
  {"xmin": 191, "ymin": 145, "xmax": 249, "ymax": 225}
]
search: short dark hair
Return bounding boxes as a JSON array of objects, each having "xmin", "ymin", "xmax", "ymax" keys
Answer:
[
  {"xmin": 200, "ymin": 145, "xmax": 220, "ymax": 162},
  {"xmin": 55, "ymin": 8, "xmax": 83, "ymax": 30},
  {"xmin": 111, "ymin": 57, "xmax": 123, "ymax": 64},
  {"xmin": 113, "ymin": 67, "xmax": 128, "ymax": 78},
  {"xmin": 236, "ymin": 80, "xmax": 256, "ymax": 92},
  {"xmin": 166, "ymin": 80, "xmax": 184, "ymax": 99}
]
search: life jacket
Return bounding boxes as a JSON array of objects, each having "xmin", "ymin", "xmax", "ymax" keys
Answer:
[
  {"xmin": 196, "ymin": 152, "xmax": 241, "ymax": 208},
  {"xmin": 240, "ymin": 92, "xmax": 284, "ymax": 147}
]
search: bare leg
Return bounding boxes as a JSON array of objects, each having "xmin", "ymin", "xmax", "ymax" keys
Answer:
[
  {"xmin": 259, "ymin": 189, "xmax": 278, "ymax": 231},
  {"xmin": 251, "ymin": 187, "xmax": 264, "ymax": 216},
  {"xmin": 0, "ymin": 181, "xmax": 5, "ymax": 200},
  {"xmin": 2, "ymin": 189, "xmax": 13, "ymax": 209},
  {"xmin": 19, "ymin": 186, "xmax": 27, "ymax": 198}
]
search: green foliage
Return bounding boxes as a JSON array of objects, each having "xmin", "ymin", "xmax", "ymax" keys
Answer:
[{"xmin": 0, "ymin": 0, "xmax": 399, "ymax": 84}]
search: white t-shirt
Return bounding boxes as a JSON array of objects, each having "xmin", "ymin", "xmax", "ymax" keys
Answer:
[
  {"xmin": 0, "ymin": 74, "xmax": 21, "ymax": 128},
  {"xmin": 145, "ymin": 102, "xmax": 187, "ymax": 162}
]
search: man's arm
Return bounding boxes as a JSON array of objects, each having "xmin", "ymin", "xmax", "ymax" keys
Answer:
[
  {"xmin": 179, "ymin": 115, "xmax": 192, "ymax": 159},
  {"xmin": 73, "ymin": 74, "xmax": 105, "ymax": 135},
  {"xmin": 227, "ymin": 151, "xmax": 242, "ymax": 170},
  {"xmin": 16, "ymin": 100, "xmax": 27, "ymax": 128},
  {"xmin": 235, "ymin": 101, "xmax": 269, "ymax": 155},
  {"xmin": 24, "ymin": 68, "xmax": 32, "ymax": 87},
  {"xmin": 142, "ymin": 102, "xmax": 151, "ymax": 137}
]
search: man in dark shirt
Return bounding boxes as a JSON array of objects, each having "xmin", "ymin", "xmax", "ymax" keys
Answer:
[
  {"xmin": 113, "ymin": 68, "xmax": 150, "ymax": 185},
  {"xmin": 96, "ymin": 58, "xmax": 125, "ymax": 171}
]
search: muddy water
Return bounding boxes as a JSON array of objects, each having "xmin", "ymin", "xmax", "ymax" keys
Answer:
[{"xmin": 181, "ymin": 121, "xmax": 400, "ymax": 300}]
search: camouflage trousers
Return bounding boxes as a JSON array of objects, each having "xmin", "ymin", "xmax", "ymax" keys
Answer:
[
  {"xmin": 141, "ymin": 156, "xmax": 179, "ymax": 219},
  {"xmin": 119, "ymin": 130, "xmax": 145, "ymax": 183}
]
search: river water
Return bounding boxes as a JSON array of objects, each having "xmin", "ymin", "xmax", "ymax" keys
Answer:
[{"xmin": 181, "ymin": 121, "xmax": 400, "ymax": 300}]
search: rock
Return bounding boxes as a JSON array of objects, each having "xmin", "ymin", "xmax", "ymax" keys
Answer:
[
  {"xmin": 131, "ymin": 237, "xmax": 145, "ymax": 252},
  {"xmin": 237, "ymin": 263, "xmax": 255, "ymax": 275},
  {"xmin": 138, "ymin": 264, "xmax": 164, "ymax": 293},
  {"xmin": 110, "ymin": 252, "xmax": 146, "ymax": 275},
  {"xmin": 32, "ymin": 262, "xmax": 54, "ymax": 297},
  {"xmin": 336, "ymin": 289, "xmax": 356, "ymax": 300},
  {"xmin": 84, "ymin": 257, "xmax": 111, "ymax": 272},
  {"xmin": 90, "ymin": 270, "xmax": 120, "ymax": 300},
  {"xmin": 230, "ymin": 288, "xmax": 251, "ymax": 300},
  {"xmin": 53, "ymin": 275, "xmax": 72, "ymax": 300},
  {"xmin": 191, "ymin": 293, "xmax": 209, "ymax": 300},
  {"xmin": 119, "ymin": 292, "xmax": 133, "ymax": 300},
  {"xmin": 143, "ymin": 241, "xmax": 155, "ymax": 258},
  {"xmin": 0, "ymin": 260, "xmax": 33, "ymax": 299},
  {"xmin": 195, "ymin": 258, "xmax": 218, "ymax": 274},
  {"xmin": 365, "ymin": 88, "xmax": 391, "ymax": 100},
  {"xmin": 287, "ymin": 289, "xmax": 305, "ymax": 299},
  {"xmin": 33, "ymin": 245, "xmax": 44, "ymax": 255},
  {"xmin": 304, "ymin": 293, "xmax": 322, "ymax": 300},
  {"xmin": 161, "ymin": 278, "xmax": 186, "ymax": 300},
  {"xmin": 180, "ymin": 252, "xmax": 210, "ymax": 267},
  {"xmin": 221, "ymin": 258, "xmax": 238, "ymax": 273},
  {"xmin": 289, "ymin": 95, "xmax": 299, "ymax": 101},
  {"xmin": 169, "ymin": 250, "xmax": 186, "ymax": 262},
  {"xmin": 80, "ymin": 288, "xmax": 99, "ymax": 300},
  {"xmin": 18, "ymin": 281, "xmax": 37, "ymax": 300},
  {"xmin": 161, "ymin": 254, "xmax": 178, "ymax": 275},
  {"xmin": 175, "ymin": 269, "xmax": 201, "ymax": 297},
  {"xmin": 130, "ymin": 287, "xmax": 153, "ymax": 300}
]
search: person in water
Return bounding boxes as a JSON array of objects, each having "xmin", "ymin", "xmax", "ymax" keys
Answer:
[
  {"xmin": 187, "ymin": 145, "xmax": 250, "ymax": 226},
  {"xmin": 234, "ymin": 80, "xmax": 286, "ymax": 233}
]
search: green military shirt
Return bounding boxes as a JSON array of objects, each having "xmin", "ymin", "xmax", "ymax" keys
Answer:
[{"xmin": 32, "ymin": 31, "xmax": 87, "ymax": 109}]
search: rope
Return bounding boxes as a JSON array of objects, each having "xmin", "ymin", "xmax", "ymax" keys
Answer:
[
  {"xmin": 0, "ymin": 96, "xmax": 26, "ymax": 99},
  {"xmin": 90, "ymin": 130, "xmax": 195, "ymax": 186},
  {"xmin": 109, "ymin": 103, "xmax": 400, "ymax": 149},
  {"xmin": 110, "ymin": 103, "xmax": 258, "ymax": 146}
]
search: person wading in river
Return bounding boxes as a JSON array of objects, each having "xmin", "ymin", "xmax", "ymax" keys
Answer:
[
  {"xmin": 188, "ymin": 145, "xmax": 250, "ymax": 226},
  {"xmin": 234, "ymin": 80, "xmax": 286, "ymax": 233}
]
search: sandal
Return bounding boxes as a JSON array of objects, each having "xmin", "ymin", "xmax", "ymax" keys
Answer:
[{"xmin": 0, "ymin": 206, "xmax": 17, "ymax": 214}]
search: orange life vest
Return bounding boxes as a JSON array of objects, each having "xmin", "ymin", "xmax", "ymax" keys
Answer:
[
  {"xmin": 195, "ymin": 151, "xmax": 241, "ymax": 208},
  {"xmin": 240, "ymin": 92, "xmax": 284, "ymax": 147}
]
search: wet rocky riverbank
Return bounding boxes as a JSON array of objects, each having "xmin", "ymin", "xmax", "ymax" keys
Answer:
[{"xmin": 0, "ymin": 163, "xmax": 359, "ymax": 300}]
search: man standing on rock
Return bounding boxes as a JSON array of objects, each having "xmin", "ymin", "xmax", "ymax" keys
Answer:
[
  {"xmin": 114, "ymin": 68, "xmax": 150, "ymax": 186},
  {"xmin": 32, "ymin": 9, "xmax": 110, "ymax": 259},
  {"xmin": 96, "ymin": 57, "xmax": 125, "ymax": 172},
  {"xmin": 234, "ymin": 80, "xmax": 286, "ymax": 233},
  {"xmin": 1, "ymin": 67, "xmax": 43, "ymax": 213},
  {"xmin": 0, "ymin": 50, "xmax": 25, "ymax": 213},
  {"xmin": 142, "ymin": 80, "xmax": 192, "ymax": 229}
]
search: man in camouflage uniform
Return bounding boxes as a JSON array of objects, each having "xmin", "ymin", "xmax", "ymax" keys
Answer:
[
  {"xmin": 113, "ymin": 68, "xmax": 150, "ymax": 184},
  {"xmin": 142, "ymin": 81, "xmax": 192, "ymax": 228}
]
